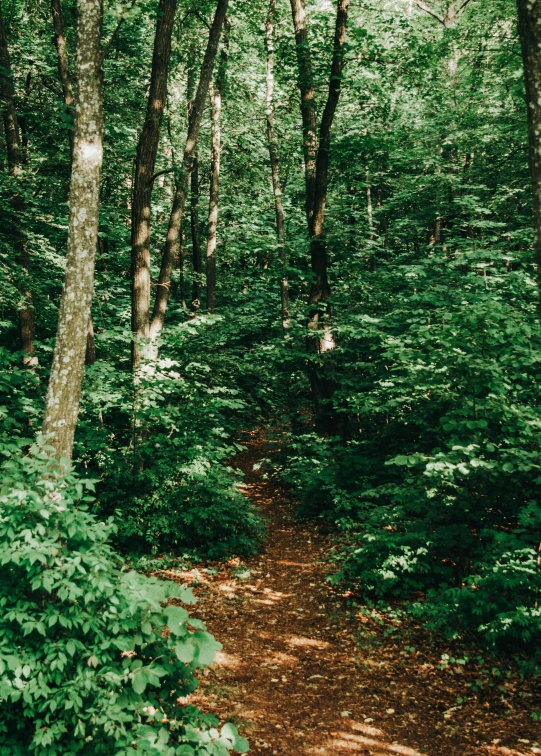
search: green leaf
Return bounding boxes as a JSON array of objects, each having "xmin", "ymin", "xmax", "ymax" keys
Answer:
[
  {"xmin": 132, "ymin": 671, "xmax": 147, "ymax": 695},
  {"xmin": 175, "ymin": 639, "xmax": 195, "ymax": 663}
]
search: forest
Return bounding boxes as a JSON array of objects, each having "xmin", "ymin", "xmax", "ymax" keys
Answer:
[{"xmin": 2, "ymin": 0, "xmax": 541, "ymax": 753}]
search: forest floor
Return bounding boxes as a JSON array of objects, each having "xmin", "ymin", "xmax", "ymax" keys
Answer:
[{"xmin": 164, "ymin": 432, "xmax": 541, "ymax": 756}]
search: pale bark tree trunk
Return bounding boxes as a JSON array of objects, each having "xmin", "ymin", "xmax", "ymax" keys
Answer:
[
  {"xmin": 266, "ymin": 0, "xmax": 289, "ymax": 329},
  {"xmin": 177, "ymin": 226, "xmax": 187, "ymax": 309},
  {"xmin": 42, "ymin": 0, "xmax": 103, "ymax": 459},
  {"xmin": 50, "ymin": 0, "xmax": 96, "ymax": 365},
  {"xmin": 206, "ymin": 78, "xmax": 221, "ymax": 313},
  {"xmin": 130, "ymin": 0, "xmax": 177, "ymax": 367},
  {"xmin": 191, "ymin": 155, "xmax": 203, "ymax": 310},
  {"xmin": 186, "ymin": 59, "xmax": 203, "ymax": 313},
  {"xmin": 205, "ymin": 18, "xmax": 229, "ymax": 313},
  {"xmin": 366, "ymin": 164, "xmax": 374, "ymax": 236},
  {"xmin": 289, "ymin": 0, "xmax": 318, "ymax": 228},
  {"xmin": 517, "ymin": 0, "xmax": 541, "ymax": 320},
  {"xmin": 0, "ymin": 2, "xmax": 36, "ymax": 365},
  {"xmin": 149, "ymin": 0, "xmax": 229, "ymax": 343}
]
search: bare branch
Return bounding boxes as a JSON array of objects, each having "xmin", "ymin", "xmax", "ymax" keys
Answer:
[
  {"xmin": 412, "ymin": 0, "xmax": 445, "ymax": 24},
  {"xmin": 457, "ymin": 0, "xmax": 474, "ymax": 12},
  {"xmin": 148, "ymin": 168, "xmax": 174, "ymax": 186},
  {"xmin": 100, "ymin": 0, "xmax": 137, "ymax": 65}
]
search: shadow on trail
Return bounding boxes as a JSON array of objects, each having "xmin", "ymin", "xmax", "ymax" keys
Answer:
[{"xmin": 165, "ymin": 433, "xmax": 536, "ymax": 756}]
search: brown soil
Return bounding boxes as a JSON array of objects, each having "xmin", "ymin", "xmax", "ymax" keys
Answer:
[{"xmin": 168, "ymin": 434, "xmax": 541, "ymax": 756}]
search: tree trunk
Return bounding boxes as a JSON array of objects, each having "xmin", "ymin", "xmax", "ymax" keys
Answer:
[
  {"xmin": 149, "ymin": 0, "xmax": 229, "ymax": 343},
  {"xmin": 205, "ymin": 16, "xmax": 230, "ymax": 314},
  {"xmin": 517, "ymin": 0, "xmax": 541, "ymax": 320},
  {"xmin": 290, "ymin": 0, "xmax": 349, "ymax": 435},
  {"xmin": 130, "ymin": 0, "xmax": 177, "ymax": 367},
  {"xmin": 50, "ymin": 0, "xmax": 96, "ymax": 364},
  {"xmin": 190, "ymin": 155, "xmax": 202, "ymax": 311},
  {"xmin": 307, "ymin": 0, "xmax": 349, "ymax": 314},
  {"xmin": 51, "ymin": 0, "xmax": 74, "ymax": 155},
  {"xmin": 0, "ymin": 2, "xmax": 36, "ymax": 364},
  {"xmin": 266, "ymin": 0, "xmax": 289, "ymax": 329},
  {"xmin": 177, "ymin": 225, "xmax": 186, "ymax": 309},
  {"xmin": 206, "ymin": 78, "xmax": 221, "ymax": 313},
  {"xmin": 42, "ymin": 0, "xmax": 103, "ymax": 459},
  {"xmin": 85, "ymin": 317, "xmax": 96, "ymax": 365},
  {"xmin": 289, "ymin": 0, "xmax": 318, "ymax": 228}
]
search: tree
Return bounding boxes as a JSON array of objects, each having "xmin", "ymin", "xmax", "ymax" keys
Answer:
[
  {"xmin": 205, "ymin": 17, "xmax": 230, "ymax": 314},
  {"xmin": 42, "ymin": 0, "xmax": 103, "ymax": 458},
  {"xmin": 130, "ymin": 0, "xmax": 178, "ymax": 367},
  {"xmin": 148, "ymin": 0, "xmax": 229, "ymax": 347},
  {"xmin": 50, "ymin": 0, "xmax": 97, "ymax": 364},
  {"xmin": 265, "ymin": 0, "xmax": 289, "ymax": 329},
  {"xmin": 289, "ymin": 0, "xmax": 349, "ymax": 432},
  {"xmin": 517, "ymin": 0, "xmax": 541, "ymax": 319},
  {"xmin": 0, "ymin": 2, "xmax": 36, "ymax": 364}
]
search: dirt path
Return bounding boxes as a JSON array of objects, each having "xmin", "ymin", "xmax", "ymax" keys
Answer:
[{"xmin": 171, "ymin": 434, "xmax": 541, "ymax": 756}]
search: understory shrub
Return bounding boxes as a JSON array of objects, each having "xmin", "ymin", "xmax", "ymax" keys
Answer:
[
  {"xmin": 0, "ymin": 441, "xmax": 249, "ymax": 756},
  {"xmin": 280, "ymin": 251, "xmax": 541, "ymax": 652}
]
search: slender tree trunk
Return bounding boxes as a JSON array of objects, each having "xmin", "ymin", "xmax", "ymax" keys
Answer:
[
  {"xmin": 205, "ymin": 16, "xmax": 229, "ymax": 313},
  {"xmin": 191, "ymin": 155, "xmax": 202, "ymax": 310},
  {"xmin": 366, "ymin": 165, "xmax": 374, "ymax": 236},
  {"xmin": 290, "ymin": 0, "xmax": 349, "ymax": 435},
  {"xmin": 206, "ymin": 78, "xmax": 221, "ymax": 313},
  {"xmin": 51, "ymin": 0, "xmax": 74, "ymax": 155},
  {"xmin": 266, "ymin": 0, "xmax": 289, "ymax": 329},
  {"xmin": 85, "ymin": 317, "xmax": 96, "ymax": 365},
  {"xmin": 50, "ymin": 0, "xmax": 96, "ymax": 364},
  {"xmin": 0, "ymin": 2, "xmax": 36, "ymax": 365},
  {"xmin": 130, "ymin": 0, "xmax": 177, "ymax": 367},
  {"xmin": 307, "ymin": 0, "xmax": 349, "ymax": 315},
  {"xmin": 149, "ymin": 0, "xmax": 229, "ymax": 343},
  {"xmin": 177, "ymin": 226, "xmax": 186, "ymax": 309},
  {"xmin": 289, "ymin": 0, "xmax": 318, "ymax": 228},
  {"xmin": 517, "ymin": 0, "xmax": 541, "ymax": 320},
  {"xmin": 42, "ymin": 0, "xmax": 103, "ymax": 459}
]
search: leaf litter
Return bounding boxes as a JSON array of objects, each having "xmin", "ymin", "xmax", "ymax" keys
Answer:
[{"xmin": 164, "ymin": 434, "xmax": 541, "ymax": 756}]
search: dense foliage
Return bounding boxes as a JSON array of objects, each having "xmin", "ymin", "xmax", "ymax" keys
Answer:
[
  {"xmin": 1, "ymin": 0, "xmax": 541, "ymax": 746},
  {"xmin": 0, "ymin": 440, "xmax": 248, "ymax": 754}
]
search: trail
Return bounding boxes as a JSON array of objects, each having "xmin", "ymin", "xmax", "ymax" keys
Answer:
[{"xmin": 172, "ymin": 433, "xmax": 540, "ymax": 756}]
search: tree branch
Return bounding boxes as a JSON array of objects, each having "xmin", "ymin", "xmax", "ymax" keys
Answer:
[
  {"xmin": 100, "ymin": 0, "xmax": 138, "ymax": 65},
  {"xmin": 148, "ymin": 167, "xmax": 174, "ymax": 186},
  {"xmin": 457, "ymin": 0, "xmax": 474, "ymax": 12},
  {"xmin": 412, "ymin": 0, "xmax": 445, "ymax": 24}
]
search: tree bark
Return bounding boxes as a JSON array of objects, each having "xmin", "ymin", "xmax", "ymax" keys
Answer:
[
  {"xmin": 130, "ymin": 0, "xmax": 177, "ymax": 367},
  {"xmin": 206, "ymin": 78, "xmax": 220, "ymax": 313},
  {"xmin": 191, "ymin": 156, "xmax": 202, "ymax": 311},
  {"xmin": 42, "ymin": 0, "xmax": 103, "ymax": 459},
  {"xmin": 289, "ymin": 0, "xmax": 318, "ymax": 228},
  {"xmin": 51, "ymin": 0, "xmax": 74, "ymax": 155},
  {"xmin": 0, "ymin": 2, "xmax": 36, "ymax": 364},
  {"xmin": 50, "ymin": 0, "xmax": 96, "ymax": 364},
  {"xmin": 149, "ymin": 0, "xmax": 229, "ymax": 342},
  {"xmin": 266, "ymin": 0, "xmax": 289, "ymax": 329},
  {"xmin": 289, "ymin": 0, "xmax": 349, "ymax": 435},
  {"xmin": 307, "ymin": 0, "xmax": 349, "ymax": 313},
  {"xmin": 205, "ymin": 17, "xmax": 229, "ymax": 313},
  {"xmin": 517, "ymin": 0, "xmax": 541, "ymax": 320}
]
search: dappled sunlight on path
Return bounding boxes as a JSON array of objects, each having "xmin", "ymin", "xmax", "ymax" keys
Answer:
[{"xmin": 166, "ymin": 434, "xmax": 540, "ymax": 756}]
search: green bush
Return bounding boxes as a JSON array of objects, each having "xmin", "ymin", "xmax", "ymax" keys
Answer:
[
  {"xmin": 0, "ymin": 441, "xmax": 249, "ymax": 755},
  {"xmin": 281, "ymin": 252, "xmax": 541, "ymax": 652}
]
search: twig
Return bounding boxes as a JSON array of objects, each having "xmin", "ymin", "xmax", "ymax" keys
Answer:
[
  {"xmin": 148, "ymin": 168, "xmax": 174, "ymax": 186},
  {"xmin": 412, "ymin": 0, "xmax": 445, "ymax": 24},
  {"xmin": 100, "ymin": 0, "xmax": 138, "ymax": 65}
]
